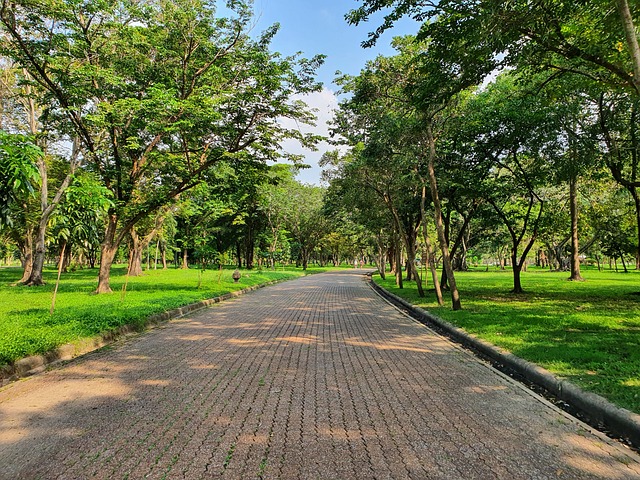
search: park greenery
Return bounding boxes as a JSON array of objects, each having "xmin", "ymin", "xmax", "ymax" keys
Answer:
[
  {"xmin": 374, "ymin": 267, "xmax": 640, "ymax": 414},
  {"xmin": 0, "ymin": 265, "xmax": 330, "ymax": 367},
  {"xmin": 1, "ymin": 0, "xmax": 640, "ymax": 411}
]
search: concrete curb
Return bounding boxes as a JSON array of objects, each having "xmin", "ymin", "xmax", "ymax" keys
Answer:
[
  {"xmin": 0, "ymin": 279, "xmax": 284, "ymax": 387},
  {"xmin": 368, "ymin": 277, "xmax": 640, "ymax": 449}
]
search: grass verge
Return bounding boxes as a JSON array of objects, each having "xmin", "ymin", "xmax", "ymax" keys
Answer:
[
  {"xmin": 0, "ymin": 264, "xmax": 333, "ymax": 367},
  {"xmin": 373, "ymin": 266, "xmax": 640, "ymax": 414}
]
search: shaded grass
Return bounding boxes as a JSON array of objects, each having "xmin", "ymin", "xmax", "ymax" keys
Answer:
[
  {"xmin": 374, "ymin": 266, "xmax": 640, "ymax": 414},
  {"xmin": 0, "ymin": 264, "xmax": 332, "ymax": 367}
]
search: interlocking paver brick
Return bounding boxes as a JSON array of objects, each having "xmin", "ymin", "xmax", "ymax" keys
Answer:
[{"xmin": 1, "ymin": 270, "xmax": 640, "ymax": 479}]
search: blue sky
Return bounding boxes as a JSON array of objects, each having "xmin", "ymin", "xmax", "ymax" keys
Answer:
[
  {"xmin": 247, "ymin": 0, "xmax": 421, "ymax": 183},
  {"xmin": 251, "ymin": 0, "xmax": 419, "ymax": 88}
]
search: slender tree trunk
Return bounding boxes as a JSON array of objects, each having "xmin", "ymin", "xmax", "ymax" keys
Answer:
[
  {"xmin": 426, "ymin": 123, "xmax": 461, "ymax": 310},
  {"xmin": 270, "ymin": 226, "xmax": 279, "ymax": 269},
  {"xmin": 18, "ymin": 229, "xmax": 34, "ymax": 284},
  {"xmin": 126, "ymin": 212, "xmax": 165, "ymax": 276},
  {"xmin": 62, "ymin": 243, "xmax": 72, "ymax": 272},
  {"xmin": 633, "ymin": 190, "xmax": 640, "ymax": 270},
  {"xmin": 26, "ymin": 216, "xmax": 48, "ymax": 285},
  {"xmin": 395, "ymin": 236, "xmax": 403, "ymax": 289},
  {"xmin": 50, "ymin": 241, "xmax": 66, "ymax": 315},
  {"xmin": 88, "ymin": 248, "xmax": 96, "ymax": 269},
  {"xmin": 377, "ymin": 250, "xmax": 386, "ymax": 280},
  {"xmin": 406, "ymin": 242, "xmax": 424, "ymax": 297},
  {"xmin": 512, "ymin": 250, "xmax": 524, "ymax": 294},
  {"xmin": 388, "ymin": 203, "xmax": 423, "ymax": 296},
  {"xmin": 376, "ymin": 233, "xmax": 387, "ymax": 279},
  {"xmin": 389, "ymin": 245, "xmax": 396, "ymax": 275},
  {"xmin": 439, "ymin": 206, "xmax": 454, "ymax": 286},
  {"xmin": 25, "ymin": 134, "xmax": 79, "ymax": 286},
  {"xmin": 96, "ymin": 214, "xmax": 119, "ymax": 293},
  {"xmin": 161, "ymin": 245, "xmax": 167, "ymax": 269},
  {"xmin": 245, "ymin": 240, "xmax": 255, "ymax": 269},
  {"xmin": 182, "ymin": 248, "xmax": 189, "ymax": 269},
  {"xmin": 404, "ymin": 257, "xmax": 412, "ymax": 281},
  {"xmin": 127, "ymin": 228, "xmax": 144, "ymax": 276},
  {"xmin": 420, "ymin": 185, "xmax": 444, "ymax": 306},
  {"xmin": 616, "ymin": 0, "xmax": 640, "ymax": 94},
  {"xmin": 569, "ymin": 174, "xmax": 584, "ymax": 281}
]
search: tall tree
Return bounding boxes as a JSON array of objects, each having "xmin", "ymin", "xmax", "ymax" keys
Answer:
[
  {"xmin": 0, "ymin": 0, "xmax": 323, "ymax": 292},
  {"xmin": 461, "ymin": 73, "xmax": 558, "ymax": 293},
  {"xmin": 282, "ymin": 182, "xmax": 327, "ymax": 271},
  {"xmin": 0, "ymin": 62, "xmax": 82, "ymax": 285},
  {"xmin": 0, "ymin": 130, "xmax": 40, "ymax": 281}
]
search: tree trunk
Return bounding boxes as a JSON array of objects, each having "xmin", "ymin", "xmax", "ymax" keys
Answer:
[
  {"xmin": 18, "ymin": 228, "xmax": 34, "ymax": 284},
  {"xmin": 512, "ymin": 257, "xmax": 524, "ymax": 294},
  {"xmin": 25, "ymin": 138, "xmax": 79, "ymax": 286},
  {"xmin": 389, "ymin": 245, "xmax": 396, "ymax": 275},
  {"xmin": 25, "ymin": 216, "xmax": 48, "ymax": 286},
  {"xmin": 377, "ymin": 252, "xmax": 386, "ymax": 280},
  {"xmin": 395, "ymin": 236, "xmax": 403, "ymax": 289},
  {"xmin": 62, "ymin": 243, "xmax": 72, "ymax": 272},
  {"xmin": 376, "ymin": 233, "xmax": 387, "ymax": 280},
  {"xmin": 96, "ymin": 214, "xmax": 119, "ymax": 293},
  {"xmin": 88, "ymin": 248, "xmax": 96, "ymax": 269},
  {"xmin": 406, "ymin": 243, "xmax": 424, "ymax": 297},
  {"xmin": 245, "ymin": 240, "xmax": 254, "ymax": 269},
  {"xmin": 632, "ymin": 189, "xmax": 640, "ymax": 270},
  {"xmin": 182, "ymin": 248, "xmax": 189, "ymax": 269},
  {"xmin": 161, "ymin": 242, "xmax": 168, "ymax": 269},
  {"xmin": 568, "ymin": 174, "xmax": 584, "ymax": 281},
  {"xmin": 388, "ymin": 201, "xmax": 423, "ymax": 296},
  {"xmin": 426, "ymin": 122, "xmax": 461, "ymax": 310},
  {"xmin": 616, "ymin": 0, "xmax": 640, "ymax": 94},
  {"xmin": 405, "ymin": 258, "xmax": 413, "ymax": 281},
  {"xmin": 420, "ymin": 184, "xmax": 444, "ymax": 305},
  {"xmin": 127, "ymin": 228, "xmax": 144, "ymax": 276}
]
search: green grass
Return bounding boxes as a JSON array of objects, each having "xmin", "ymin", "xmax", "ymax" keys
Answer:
[
  {"xmin": 374, "ymin": 266, "xmax": 640, "ymax": 414},
  {"xmin": 0, "ymin": 264, "xmax": 333, "ymax": 367}
]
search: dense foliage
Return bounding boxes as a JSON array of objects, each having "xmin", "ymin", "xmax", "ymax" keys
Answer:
[{"xmin": 1, "ymin": 0, "xmax": 640, "ymax": 307}]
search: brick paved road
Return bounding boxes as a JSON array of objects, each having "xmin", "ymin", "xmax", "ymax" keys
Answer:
[{"xmin": 1, "ymin": 270, "xmax": 640, "ymax": 479}]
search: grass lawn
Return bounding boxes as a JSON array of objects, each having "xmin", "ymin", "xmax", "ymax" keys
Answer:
[
  {"xmin": 0, "ymin": 264, "xmax": 332, "ymax": 368},
  {"xmin": 374, "ymin": 266, "xmax": 640, "ymax": 414}
]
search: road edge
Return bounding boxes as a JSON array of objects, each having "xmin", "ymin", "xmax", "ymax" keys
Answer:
[
  {"xmin": 0, "ymin": 278, "xmax": 287, "ymax": 387},
  {"xmin": 367, "ymin": 275, "xmax": 640, "ymax": 450}
]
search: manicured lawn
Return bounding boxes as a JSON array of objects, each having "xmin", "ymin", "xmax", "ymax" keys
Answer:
[
  {"xmin": 374, "ymin": 266, "xmax": 640, "ymax": 414},
  {"xmin": 0, "ymin": 264, "xmax": 330, "ymax": 367}
]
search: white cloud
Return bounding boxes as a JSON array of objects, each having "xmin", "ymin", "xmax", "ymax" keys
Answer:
[{"xmin": 278, "ymin": 87, "xmax": 344, "ymax": 185}]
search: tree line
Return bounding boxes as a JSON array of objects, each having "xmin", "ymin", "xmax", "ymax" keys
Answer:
[
  {"xmin": 0, "ymin": 0, "xmax": 349, "ymax": 291},
  {"xmin": 321, "ymin": 0, "xmax": 640, "ymax": 309},
  {"xmin": 2, "ymin": 1, "xmax": 640, "ymax": 309}
]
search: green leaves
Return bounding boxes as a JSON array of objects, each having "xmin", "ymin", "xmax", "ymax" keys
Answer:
[{"xmin": 0, "ymin": 130, "xmax": 42, "ymax": 226}]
